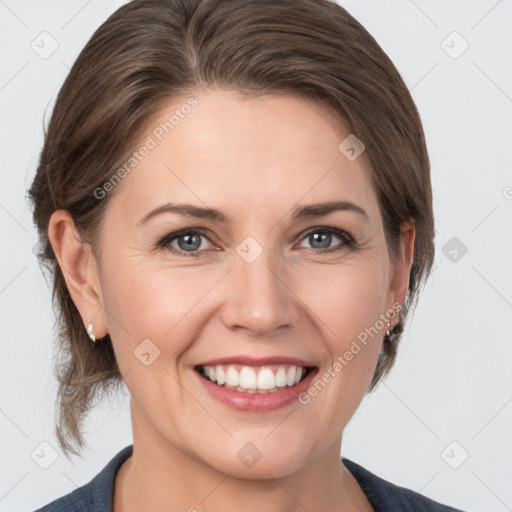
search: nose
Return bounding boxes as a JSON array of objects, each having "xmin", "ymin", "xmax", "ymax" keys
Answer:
[{"xmin": 219, "ymin": 247, "xmax": 302, "ymax": 337}]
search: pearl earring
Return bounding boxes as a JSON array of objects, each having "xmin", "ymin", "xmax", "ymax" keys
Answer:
[
  {"xmin": 87, "ymin": 322, "xmax": 96, "ymax": 343},
  {"xmin": 386, "ymin": 321, "xmax": 392, "ymax": 338}
]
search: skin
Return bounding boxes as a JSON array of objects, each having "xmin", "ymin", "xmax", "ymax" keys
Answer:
[{"xmin": 49, "ymin": 88, "xmax": 415, "ymax": 512}]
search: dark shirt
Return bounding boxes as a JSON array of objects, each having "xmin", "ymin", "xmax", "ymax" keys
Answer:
[{"xmin": 33, "ymin": 445, "xmax": 464, "ymax": 511}]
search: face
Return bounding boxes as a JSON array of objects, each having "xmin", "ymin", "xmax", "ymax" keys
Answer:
[{"xmin": 56, "ymin": 88, "xmax": 413, "ymax": 478}]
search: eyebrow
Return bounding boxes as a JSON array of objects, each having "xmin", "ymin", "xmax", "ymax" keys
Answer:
[{"xmin": 138, "ymin": 200, "xmax": 368, "ymax": 225}]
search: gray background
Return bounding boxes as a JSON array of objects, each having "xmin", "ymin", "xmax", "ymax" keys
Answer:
[{"xmin": 1, "ymin": 1, "xmax": 511, "ymax": 511}]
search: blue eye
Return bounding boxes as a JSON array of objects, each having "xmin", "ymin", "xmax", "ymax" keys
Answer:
[
  {"xmin": 298, "ymin": 227, "xmax": 353, "ymax": 254},
  {"xmin": 158, "ymin": 227, "xmax": 354, "ymax": 258},
  {"xmin": 159, "ymin": 229, "xmax": 211, "ymax": 258}
]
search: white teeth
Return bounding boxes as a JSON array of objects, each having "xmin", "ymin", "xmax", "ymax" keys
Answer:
[
  {"xmin": 275, "ymin": 367, "xmax": 287, "ymax": 387},
  {"xmin": 239, "ymin": 367, "xmax": 257, "ymax": 389},
  {"xmin": 257, "ymin": 368, "xmax": 275, "ymax": 389},
  {"xmin": 226, "ymin": 366, "xmax": 240, "ymax": 387},
  {"xmin": 286, "ymin": 367, "xmax": 296, "ymax": 386},
  {"xmin": 200, "ymin": 364, "xmax": 308, "ymax": 392},
  {"xmin": 216, "ymin": 366, "xmax": 226, "ymax": 385}
]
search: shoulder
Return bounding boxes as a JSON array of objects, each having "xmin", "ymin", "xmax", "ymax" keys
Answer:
[
  {"xmin": 33, "ymin": 445, "xmax": 133, "ymax": 512},
  {"xmin": 342, "ymin": 457, "xmax": 465, "ymax": 511}
]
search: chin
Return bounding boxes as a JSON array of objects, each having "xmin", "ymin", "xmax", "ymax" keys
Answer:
[{"xmin": 195, "ymin": 434, "xmax": 313, "ymax": 480}]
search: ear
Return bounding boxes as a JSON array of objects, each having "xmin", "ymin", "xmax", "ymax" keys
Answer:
[
  {"xmin": 48, "ymin": 209, "xmax": 108, "ymax": 339},
  {"xmin": 388, "ymin": 221, "xmax": 416, "ymax": 312}
]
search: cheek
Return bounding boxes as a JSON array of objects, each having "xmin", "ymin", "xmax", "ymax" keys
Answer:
[
  {"xmin": 98, "ymin": 258, "xmax": 211, "ymax": 415},
  {"xmin": 295, "ymin": 254, "xmax": 390, "ymax": 344},
  {"xmin": 293, "ymin": 255, "xmax": 389, "ymax": 404},
  {"xmin": 293, "ymin": 263, "xmax": 387, "ymax": 425},
  {"xmin": 99, "ymin": 254, "xmax": 224, "ymax": 362}
]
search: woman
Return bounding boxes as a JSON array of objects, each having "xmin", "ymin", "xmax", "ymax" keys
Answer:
[{"xmin": 28, "ymin": 0, "xmax": 465, "ymax": 510}]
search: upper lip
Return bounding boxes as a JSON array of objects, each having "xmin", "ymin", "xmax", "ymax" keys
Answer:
[{"xmin": 196, "ymin": 356, "xmax": 316, "ymax": 367}]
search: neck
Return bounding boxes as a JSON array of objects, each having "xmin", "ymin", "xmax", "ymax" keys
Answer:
[{"xmin": 113, "ymin": 403, "xmax": 373, "ymax": 512}]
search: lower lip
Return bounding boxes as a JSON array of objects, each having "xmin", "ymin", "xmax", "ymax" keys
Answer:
[{"xmin": 196, "ymin": 368, "xmax": 318, "ymax": 412}]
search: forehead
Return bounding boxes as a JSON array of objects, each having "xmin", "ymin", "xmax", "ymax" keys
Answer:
[{"xmin": 107, "ymin": 89, "xmax": 379, "ymax": 223}]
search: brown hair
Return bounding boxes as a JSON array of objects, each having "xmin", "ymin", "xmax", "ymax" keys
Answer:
[{"xmin": 27, "ymin": 0, "xmax": 434, "ymax": 456}]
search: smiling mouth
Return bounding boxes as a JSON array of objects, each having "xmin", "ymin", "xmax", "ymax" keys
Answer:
[{"xmin": 195, "ymin": 364, "xmax": 314, "ymax": 394}]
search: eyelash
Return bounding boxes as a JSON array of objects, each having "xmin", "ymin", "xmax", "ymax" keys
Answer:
[{"xmin": 158, "ymin": 227, "xmax": 355, "ymax": 258}]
